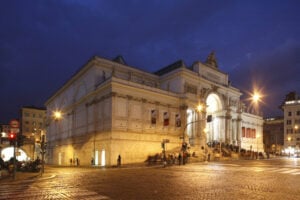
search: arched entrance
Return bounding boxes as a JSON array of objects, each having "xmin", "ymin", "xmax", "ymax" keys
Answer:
[
  {"xmin": 206, "ymin": 93, "xmax": 224, "ymax": 144},
  {"xmin": 1, "ymin": 147, "xmax": 28, "ymax": 162}
]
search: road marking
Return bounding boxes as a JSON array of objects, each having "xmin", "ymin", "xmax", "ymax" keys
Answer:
[{"xmin": 280, "ymin": 169, "xmax": 299, "ymax": 174}]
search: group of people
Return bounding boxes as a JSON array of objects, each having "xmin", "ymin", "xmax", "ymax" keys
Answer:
[
  {"xmin": 69, "ymin": 158, "xmax": 80, "ymax": 166},
  {"xmin": 146, "ymin": 152, "xmax": 190, "ymax": 166}
]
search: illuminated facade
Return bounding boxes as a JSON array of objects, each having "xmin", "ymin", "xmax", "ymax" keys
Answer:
[
  {"xmin": 282, "ymin": 92, "xmax": 300, "ymax": 156},
  {"xmin": 20, "ymin": 106, "xmax": 46, "ymax": 160},
  {"xmin": 45, "ymin": 53, "xmax": 263, "ymax": 166}
]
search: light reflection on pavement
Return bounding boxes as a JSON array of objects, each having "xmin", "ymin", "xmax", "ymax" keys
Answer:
[{"xmin": 0, "ymin": 158, "xmax": 299, "ymax": 199}]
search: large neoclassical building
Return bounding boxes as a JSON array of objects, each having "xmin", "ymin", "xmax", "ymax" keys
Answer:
[{"xmin": 45, "ymin": 52, "xmax": 263, "ymax": 166}]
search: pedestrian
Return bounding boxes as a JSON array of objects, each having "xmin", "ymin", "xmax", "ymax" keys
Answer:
[
  {"xmin": 91, "ymin": 158, "xmax": 94, "ymax": 166},
  {"xmin": 117, "ymin": 155, "xmax": 121, "ymax": 167},
  {"xmin": 70, "ymin": 158, "xmax": 72, "ymax": 166},
  {"xmin": 76, "ymin": 158, "xmax": 80, "ymax": 166},
  {"xmin": 178, "ymin": 153, "xmax": 182, "ymax": 165}
]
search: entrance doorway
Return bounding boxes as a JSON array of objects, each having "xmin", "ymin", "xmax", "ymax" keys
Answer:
[
  {"xmin": 101, "ymin": 149, "xmax": 105, "ymax": 166},
  {"xmin": 206, "ymin": 93, "xmax": 223, "ymax": 144}
]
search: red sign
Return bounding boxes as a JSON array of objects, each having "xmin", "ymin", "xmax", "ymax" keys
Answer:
[{"xmin": 10, "ymin": 119, "xmax": 19, "ymax": 128}]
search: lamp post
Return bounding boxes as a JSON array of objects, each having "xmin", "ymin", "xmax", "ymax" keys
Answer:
[
  {"xmin": 251, "ymin": 92, "xmax": 261, "ymax": 115},
  {"xmin": 181, "ymin": 104, "xmax": 205, "ymax": 164},
  {"xmin": 287, "ymin": 136, "xmax": 291, "ymax": 157},
  {"xmin": 256, "ymin": 134, "xmax": 260, "ymax": 159},
  {"xmin": 41, "ymin": 110, "xmax": 62, "ymax": 174}
]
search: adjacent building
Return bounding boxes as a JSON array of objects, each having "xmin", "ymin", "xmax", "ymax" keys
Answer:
[
  {"xmin": 263, "ymin": 117, "xmax": 284, "ymax": 155},
  {"xmin": 45, "ymin": 53, "xmax": 263, "ymax": 166},
  {"xmin": 281, "ymin": 92, "xmax": 300, "ymax": 156},
  {"xmin": 20, "ymin": 106, "xmax": 46, "ymax": 159}
]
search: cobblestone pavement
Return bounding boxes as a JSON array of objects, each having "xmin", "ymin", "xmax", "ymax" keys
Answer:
[{"xmin": 0, "ymin": 157, "xmax": 299, "ymax": 200}]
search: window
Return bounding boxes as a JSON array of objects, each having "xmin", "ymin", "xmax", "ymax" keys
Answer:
[
  {"xmin": 246, "ymin": 128, "xmax": 251, "ymax": 138},
  {"xmin": 184, "ymin": 83, "xmax": 197, "ymax": 94},
  {"xmin": 297, "ymin": 111, "xmax": 300, "ymax": 116},
  {"xmin": 151, "ymin": 110, "xmax": 157, "ymax": 125},
  {"xmin": 33, "ymin": 113, "xmax": 36, "ymax": 118},
  {"xmin": 287, "ymin": 120, "xmax": 292, "ymax": 125},
  {"xmin": 175, "ymin": 114, "xmax": 181, "ymax": 127},
  {"xmin": 288, "ymin": 111, "xmax": 292, "ymax": 116},
  {"xmin": 163, "ymin": 112, "xmax": 169, "ymax": 126},
  {"xmin": 252, "ymin": 129, "xmax": 256, "ymax": 138},
  {"xmin": 242, "ymin": 127, "xmax": 245, "ymax": 137},
  {"xmin": 287, "ymin": 129, "xmax": 293, "ymax": 134}
]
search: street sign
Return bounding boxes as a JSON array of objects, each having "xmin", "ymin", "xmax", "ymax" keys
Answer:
[
  {"xmin": 163, "ymin": 139, "xmax": 170, "ymax": 143},
  {"xmin": 10, "ymin": 119, "xmax": 19, "ymax": 128},
  {"xmin": 10, "ymin": 119, "xmax": 20, "ymax": 134}
]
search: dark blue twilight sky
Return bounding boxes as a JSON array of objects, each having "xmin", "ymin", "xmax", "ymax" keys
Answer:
[{"xmin": 1, "ymin": 0, "xmax": 300, "ymax": 123}]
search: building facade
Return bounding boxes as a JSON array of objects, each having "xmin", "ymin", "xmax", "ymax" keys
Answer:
[
  {"xmin": 282, "ymin": 92, "xmax": 300, "ymax": 156},
  {"xmin": 263, "ymin": 117, "xmax": 284, "ymax": 155},
  {"xmin": 45, "ymin": 53, "xmax": 263, "ymax": 166},
  {"xmin": 20, "ymin": 106, "xmax": 46, "ymax": 160}
]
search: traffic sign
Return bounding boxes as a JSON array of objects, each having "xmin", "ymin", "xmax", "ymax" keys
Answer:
[
  {"xmin": 10, "ymin": 119, "xmax": 20, "ymax": 134},
  {"xmin": 10, "ymin": 119, "xmax": 20, "ymax": 128}
]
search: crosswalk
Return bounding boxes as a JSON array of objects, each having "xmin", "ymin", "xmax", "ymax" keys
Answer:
[
  {"xmin": 0, "ymin": 181, "xmax": 111, "ymax": 200},
  {"xmin": 264, "ymin": 167, "xmax": 300, "ymax": 175},
  {"xmin": 235, "ymin": 166, "xmax": 300, "ymax": 175},
  {"xmin": 212, "ymin": 163, "xmax": 300, "ymax": 175}
]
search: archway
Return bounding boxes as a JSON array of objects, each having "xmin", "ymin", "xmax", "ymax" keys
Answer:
[
  {"xmin": 1, "ymin": 147, "xmax": 28, "ymax": 162},
  {"xmin": 206, "ymin": 93, "xmax": 223, "ymax": 144}
]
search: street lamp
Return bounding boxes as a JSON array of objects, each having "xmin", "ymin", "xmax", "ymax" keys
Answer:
[
  {"xmin": 181, "ymin": 103, "xmax": 205, "ymax": 164},
  {"xmin": 197, "ymin": 104, "xmax": 203, "ymax": 113},
  {"xmin": 53, "ymin": 111, "xmax": 62, "ymax": 120},
  {"xmin": 252, "ymin": 93, "xmax": 261, "ymax": 103},
  {"xmin": 41, "ymin": 110, "xmax": 63, "ymax": 174},
  {"xmin": 256, "ymin": 134, "xmax": 260, "ymax": 159},
  {"xmin": 251, "ymin": 91, "xmax": 261, "ymax": 115},
  {"xmin": 287, "ymin": 136, "xmax": 291, "ymax": 157}
]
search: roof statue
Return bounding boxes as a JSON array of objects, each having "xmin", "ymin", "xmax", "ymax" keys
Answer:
[{"xmin": 205, "ymin": 51, "xmax": 218, "ymax": 68}]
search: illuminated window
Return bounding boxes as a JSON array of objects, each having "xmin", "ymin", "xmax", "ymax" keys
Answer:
[
  {"xmin": 246, "ymin": 128, "xmax": 251, "ymax": 138},
  {"xmin": 163, "ymin": 112, "xmax": 169, "ymax": 126},
  {"xmin": 242, "ymin": 127, "xmax": 245, "ymax": 137},
  {"xmin": 151, "ymin": 110, "xmax": 157, "ymax": 125},
  {"xmin": 175, "ymin": 114, "xmax": 181, "ymax": 127}
]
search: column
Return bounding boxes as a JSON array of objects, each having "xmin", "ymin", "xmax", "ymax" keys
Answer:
[
  {"xmin": 126, "ymin": 95, "xmax": 132, "ymax": 131},
  {"xmin": 180, "ymin": 104, "xmax": 188, "ymax": 142},
  {"xmin": 236, "ymin": 117, "xmax": 242, "ymax": 146},
  {"xmin": 225, "ymin": 110, "xmax": 232, "ymax": 144}
]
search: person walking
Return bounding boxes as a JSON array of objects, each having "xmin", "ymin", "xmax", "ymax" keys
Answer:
[
  {"xmin": 117, "ymin": 155, "xmax": 121, "ymax": 167},
  {"xmin": 178, "ymin": 153, "xmax": 182, "ymax": 165}
]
